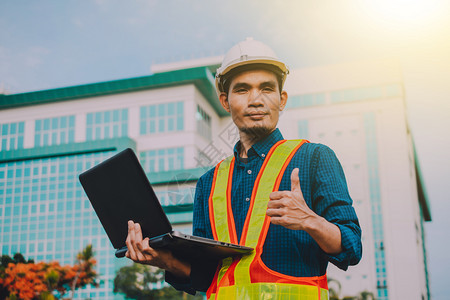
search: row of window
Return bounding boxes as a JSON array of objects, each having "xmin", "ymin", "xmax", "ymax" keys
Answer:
[
  {"xmin": 196, "ymin": 104, "xmax": 212, "ymax": 140},
  {"xmin": 140, "ymin": 147, "xmax": 184, "ymax": 173},
  {"xmin": 140, "ymin": 102, "xmax": 184, "ymax": 134},
  {"xmin": 0, "ymin": 101, "xmax": 196, "ymax": 151},
  {"xmin": 364, "ymin": 112, "xmax": 389, "ymax": 299},
  {"xmin": 0, "ymin": 121, "xmax": 25, "ymax": 151}
]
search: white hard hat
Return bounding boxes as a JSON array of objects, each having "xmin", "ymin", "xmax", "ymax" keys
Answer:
[{"xmin": 215, "ymin": 37, "xmax": 289, "ymax": 93}]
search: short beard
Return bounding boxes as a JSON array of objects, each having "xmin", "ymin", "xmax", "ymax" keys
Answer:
[{"xmin": 240, "ymin": 125, "xmax": 274, "ymax": 143}]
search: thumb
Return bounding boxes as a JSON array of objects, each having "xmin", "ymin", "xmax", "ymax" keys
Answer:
[{"xmin": 290, "ymin": 168, "xmax": 303, "ymax": 197}]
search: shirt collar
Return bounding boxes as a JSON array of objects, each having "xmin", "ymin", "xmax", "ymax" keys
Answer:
[{"xmin": 233, "ymin": 128, "xmax": 284, "ymax": 162}]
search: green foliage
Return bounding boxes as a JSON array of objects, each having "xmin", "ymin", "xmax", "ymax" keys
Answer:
[
  {"xmin": 328, "ymin": 277, "xmax": 376, "ymax": 300},
  {"xmin": 1, "ymin": 253, "xmax": 34, "ymax": 269},
  {"xmin": 114, "ymin": 263, "xmax": 202, "ymax": 300}
]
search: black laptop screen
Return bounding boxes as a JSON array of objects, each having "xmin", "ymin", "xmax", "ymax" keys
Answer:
[{"xmin": 79, "ymin": 148, "xmax": 173, "ymax": 249}]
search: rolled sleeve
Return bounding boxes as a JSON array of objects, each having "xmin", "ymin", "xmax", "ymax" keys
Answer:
[
  {"xmin": 311, "ymin": 144, "xmax": 363, "ymax": 270},
  {"xmin": 326, "ymin": 222, "xmax": 362, "ymax": 270},
  {"xmin": 165, "ymin": 257, "xmax": 218, "ymax": 294}
]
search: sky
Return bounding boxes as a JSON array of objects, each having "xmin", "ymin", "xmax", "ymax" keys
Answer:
[{"xmin": 1, "ymin": 0, "xmax": 449, "ymax": 298}]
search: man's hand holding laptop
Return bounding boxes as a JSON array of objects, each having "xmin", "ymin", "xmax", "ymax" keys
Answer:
[{"xmin": 125, "ymin": 220, "xmax": 191, "ymax": 278}]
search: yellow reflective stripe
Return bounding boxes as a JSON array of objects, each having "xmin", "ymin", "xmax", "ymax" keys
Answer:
[
  {"xmin": 211, "ymin": 156, "xmax": 233, "ymax": 243},
  {"xmin": 234, "ymin": 140, "xmax": 303, "ymax": 285},
  {"xmin": 217, "ymin": 256, "xmax": 233, "ymax": 287},
  {"xmin": 215, "ymin": 283, "xmax": 328, "ymax": 300},
  {"xmin": 231, "ymin": 251, "xmax": 255, "ymax": 285}
]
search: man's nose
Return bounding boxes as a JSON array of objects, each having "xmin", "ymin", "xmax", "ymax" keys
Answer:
[{"xmin": 248, "ymin": 89, "xmax": 264, "ymax": 106}]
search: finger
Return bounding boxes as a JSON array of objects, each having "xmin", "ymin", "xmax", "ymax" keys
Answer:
[
  {"xmin": 269, "ymin": 191, "xmax": 289, "ymax": 200},
  {"xmin": 134, "ymin": 223, "xmax": 143, "ymax": 243},
  {"xmin": 270, "ymin": 216, "xmax": 287, "ymax": 227},
  {"xmin": 266, "ymin": 208, "xmax": 282, "ymax": 217},
  {"xmin": 290, "ymin": 168, "xmax": 303, "ymax": 198},
  {"xmin": 267, "ymin": 198, "xmax": 284, "ymax": 209},
  {"xmin": 133, "ymin": 223, "xmax": 147, "ymax": 261},
  {"xmin": 141, "ymin": 237, "xmax": 158, "ymax": 256},
  {"xmin": 126, "ymin": 220, "xmax": 137, "ymax": 259}
]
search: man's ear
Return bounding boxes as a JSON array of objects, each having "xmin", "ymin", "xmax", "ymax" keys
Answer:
[
  {"xmin": 279, "ymin": 91, "xmax": 288, "ymax": 111},
  {"xmin": 219, "ymin": 92, "xmax": 231, "ymax": 113}
]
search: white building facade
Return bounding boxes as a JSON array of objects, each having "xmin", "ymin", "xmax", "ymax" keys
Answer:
[{"xmin": 0, "ymin": 59, "xmax": 430, "ymax": 299}]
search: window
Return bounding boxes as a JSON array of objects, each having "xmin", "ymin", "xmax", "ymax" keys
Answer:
[
  {"xmin": 140, "ymin": 147, "xmax": 184, "ymax": 173},
  {"xmin": 196, "ymin": 105, "xmax": 212, "ymax": 140},
  {"xmin": 140, "ymin": 101, "xmax": 183, "ymax": 135},
  {"xmin": 297, "ymin": 120, "xmax": 309, "ymax": 139},
  {"xmin": 35, "ymin": 116, "xmax": 75, "ymax": 147},
  {"xmin": 0, "ymin": 121, "xmax": 25, "ymax": 151},
  {"xmin": 285, "ymin": 93, "xmax": 326, "ymax": 109},
  {"xmin": 86, "ymin": 109, "xmax": 128, "ymax": 140}
]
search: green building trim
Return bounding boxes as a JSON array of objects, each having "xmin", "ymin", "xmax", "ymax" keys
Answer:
[
  {"xmin": 0, "ymin": 138, "xmax": 136, "ymax": 163},
  {"xmin": 0, "ymin": 67, "xmax": 228, "ymax": 117}
]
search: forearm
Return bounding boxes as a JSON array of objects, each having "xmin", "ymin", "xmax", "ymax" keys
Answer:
[
  {"xmin": 165, "ymin": 257, "xmax": 191, "ymax": 278},
  {"xmin": 304, "ymin": 214, "xmax": 342, "ymax": 255}
]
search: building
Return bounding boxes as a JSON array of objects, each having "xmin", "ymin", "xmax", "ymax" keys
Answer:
[{"xmin": 0, "ymin": 58, "xmax": 430, "ymax": 299}]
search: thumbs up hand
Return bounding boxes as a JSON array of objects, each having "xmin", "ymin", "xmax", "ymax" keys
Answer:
[{"xmin": 267, "ymin": 168, "xmax": 317, "ymax": 230}]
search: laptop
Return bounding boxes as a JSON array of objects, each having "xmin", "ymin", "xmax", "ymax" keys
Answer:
[{"xmin": 78, "ymin": 148, "xmax": 252, "ymax": 261}]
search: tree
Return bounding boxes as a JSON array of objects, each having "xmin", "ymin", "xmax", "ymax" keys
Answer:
[
  {"xmin": 328, "ymin": 277, "xmax": 342, "ymax": 300},
  {"xmin": 0, "ymin": 245, "xmax": 99, "ymax": 300},
  {"xmin": 327, "ymin": 277, "xmax": 376, "ymax": 300},
  {"xmin": 67, "ymin": 244, "xmax": 99, "ymax": 299},
  {"xmin": 114, "ymin": 263, "xmax": 203, "ymax": 300}
]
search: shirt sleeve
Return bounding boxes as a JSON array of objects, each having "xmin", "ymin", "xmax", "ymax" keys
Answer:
[
  {"xmin": 165, "ymin": 169, "xmax": 219, "ymax": 294},
  {"xmin": 310, "ymin": 145, "xmax": 362, "ymax": 270}
]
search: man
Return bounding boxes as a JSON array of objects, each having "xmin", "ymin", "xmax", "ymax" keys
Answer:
[{"xmin": 126, "ymin": 38, "xmax": 362, "ymax": 299}]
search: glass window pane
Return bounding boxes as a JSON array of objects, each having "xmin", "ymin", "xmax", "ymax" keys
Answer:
[
  {"xmin": 149, "ymin": 106, "xmax": 156, "ymax": 117},
  {"xmin": 52, "ymin": 118, "xmax": 58, "ymax": 129},
  {"xmin": 10, "ymin": 123, "xmax": 16, "ymax": 134},
  {"xmin": 168, "ymin": 118, "xmax": 174, "ymax": 131},
  {"xmin": 2, "ymin": 124, "xmax": 8, "ymax": 134},
  {"xmin": 150, "ymin": 120, "xmax": 156, "ymax": 133},
  {"xmin": 158, "ymin": 104, "xmax": 165, "ymax": 117},
  {"xmin": 113, "ymin": 110, "xmax": 119, "ymax": 122},
  {"xmin": 18, "ymin": 122, "xmax": 25, "ymax": 133},
  {"xmin": 104, "ymin": 111, "xmax": 111, "ymax": 122},
  {"xmin": 177, "ymin": 102, "xmax": 183, "ymax": 114},
  {"xmin": 87, "ymin": 114, "xmax": 93, "ymax": 125},
  {"xmin": 95, "ymin": 112, "xmax": 102, "ymax": 124},
  {"xmin": 176, "ymin": 116, "xmax": 183, "ymax": 131},
  {"xmin": 44, "ymin": 119, "xmax": 50, "ymax": 130},
  {"xmin": 167, "ymin": 102, "xmax": 175, "ymax": 115}
]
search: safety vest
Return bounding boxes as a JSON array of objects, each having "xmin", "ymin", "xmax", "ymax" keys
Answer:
[{"xmin": 206, "ymin": 139, "xmax": 329, "ymax": 300}]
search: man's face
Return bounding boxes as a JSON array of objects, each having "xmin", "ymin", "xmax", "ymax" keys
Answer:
[{"xmin": 219, "ymin": 69, "xmax": 287, "ymax": 138}]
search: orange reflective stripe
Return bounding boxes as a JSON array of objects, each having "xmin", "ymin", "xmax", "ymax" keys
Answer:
[
  {"xmin": 208, "ymin": 159, "xmax": 223, "ymax": 241},
  {"xmin": 226, "ymin": 158, "xmax": 238, "ymax": 244}
]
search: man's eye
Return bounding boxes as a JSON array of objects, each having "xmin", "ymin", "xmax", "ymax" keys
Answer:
[
  {"xmin": 262, "ymin": 87, "xmax": 274, "ymax": 92},
  {"xmin": 235, "ymin": 89, "xmax": 247, "ymax": 93}
]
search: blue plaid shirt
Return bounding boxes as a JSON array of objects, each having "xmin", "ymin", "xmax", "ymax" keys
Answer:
[{"xmin": 166, "ymin": 129, "xmax": 362, "ymax": 294}]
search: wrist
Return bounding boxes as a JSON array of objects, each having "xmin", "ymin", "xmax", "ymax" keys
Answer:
[{"xmin": 302, "ymin": 213, "xmax": 324, "ymax": 233}]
